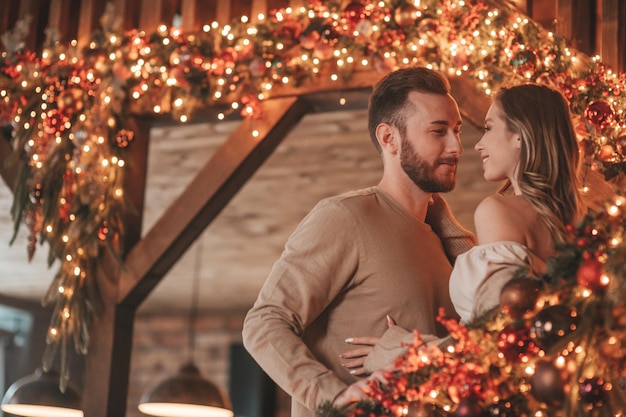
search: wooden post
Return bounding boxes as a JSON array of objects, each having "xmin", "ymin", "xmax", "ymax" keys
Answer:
[{"xmin": 81, "ymin": 117, "xmax": 151, "ymax": 417}]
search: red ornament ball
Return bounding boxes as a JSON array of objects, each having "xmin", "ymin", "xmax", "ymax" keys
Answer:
[
  {"xmin": 342, "ymin": 2, "xmax": 367, "ymax": 28},
  {"xmin": 584, "ymin": 100, "xmax": 615, "ymax": 130},
  {"xmin": 43, "ymin": 109, "xmax": 70, "ymax": 134},
  {"xmin": 497, "ymin": 322, "xmax": 536, "ymax": 361},
  {"xmin": 576, "ymin": 258, "xmax": 605, "ymax": 290},
  {"xmin": 531, "ymin": 360, "xmax": 565, "ymax": 406},
  {"xmin": 500, "ymin": 277, "xmax": 542, "ymax": 319}
]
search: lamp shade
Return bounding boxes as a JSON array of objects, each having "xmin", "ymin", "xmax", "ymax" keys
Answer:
[
  {"xmin": 138, "ymin": 363, "xmax": 234, "ymax": 417},
  {"xmin": 1, "ymin": 368, "xmax": 83, "ymax": 417}
]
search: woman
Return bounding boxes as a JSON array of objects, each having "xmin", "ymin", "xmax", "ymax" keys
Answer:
[
  {"xmin": 450, "ymin": 82, "xmax": 584, "ymax": 323},
  {"xmin": 337, "ymin": 83, "xmax": 585, "ymax": 390}
]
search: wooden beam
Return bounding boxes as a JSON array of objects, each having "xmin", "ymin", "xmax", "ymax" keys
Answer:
[
  {"xmin": 510, "ymin": 0, "xmax": 529, "ymax": 14},
  {"xmin": 119, "ymin": 117, "xmax": 151, "ymax": 251},
  {"xmin": 448, "ymin": 73, "xmax": 491, "ymax": 128},
  {"xmin": 268, "ymin": 69, "xmax": 385, "ymax": 99},
  {"xmin": 117, "ymin": 96, "xmax": 310, "ymax": 308},
  {"xmin": 529, "ymin": 0, "xmax": 557, "ymax": 31}
]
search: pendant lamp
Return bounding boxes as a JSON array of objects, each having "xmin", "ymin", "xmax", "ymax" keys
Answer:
[
  {"xmin": 1, "ymin": 368, "xmax": 83, "ymax": 417},
  {"xmin": 138, "ymin": 239, "xmax": 234, "ymax": 417}
]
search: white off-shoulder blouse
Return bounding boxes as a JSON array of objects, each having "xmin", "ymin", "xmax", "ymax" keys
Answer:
[{"xmin": 449, "ymin": 241, "xmax": 547, "ymax": 323}]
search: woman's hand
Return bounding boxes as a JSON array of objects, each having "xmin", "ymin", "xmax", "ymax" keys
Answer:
[{"xmin": 340, "ymin": 315, "xmax": 396, "ymax": 376}]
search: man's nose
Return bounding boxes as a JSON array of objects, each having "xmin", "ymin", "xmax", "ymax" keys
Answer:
[{"xmin": 448, "ymin": 134, "xmax": 463, "ymax": 154}]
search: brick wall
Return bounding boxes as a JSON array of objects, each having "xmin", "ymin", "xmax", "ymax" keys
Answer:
[{"xmin": 128, "ymin": 311, "xmax": 251, "ymax": 417}]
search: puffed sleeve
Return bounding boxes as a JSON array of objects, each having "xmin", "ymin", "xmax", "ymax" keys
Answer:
[{"xmin": 449, "ymin": 242, "xmax": 546, "ymax": 324}]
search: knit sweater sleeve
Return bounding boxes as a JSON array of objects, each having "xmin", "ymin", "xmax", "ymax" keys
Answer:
[
  {"xmin": 425, "ymin": 193, "xmax": 477, "ymax": 263},
  {"xmin": 242, "ymin": 199, "xmax": 360, "ymax": 411}
]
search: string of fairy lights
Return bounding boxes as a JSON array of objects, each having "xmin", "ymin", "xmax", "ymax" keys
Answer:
[{"xmin": 0, "ymin": 0, "xmax": 624, "ymax": 391}]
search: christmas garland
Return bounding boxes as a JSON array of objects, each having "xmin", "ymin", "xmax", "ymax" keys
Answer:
[
  {"xmin": 0, "ymin": 0, "xmax": 625, "ymax": 390},
  {"xmin": 318, "ymin": 193, "xmax": 626, "ymax": 416}
]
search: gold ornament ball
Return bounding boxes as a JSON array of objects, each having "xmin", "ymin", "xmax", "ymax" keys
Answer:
[{"xmin": 394, "ymin": 3, "xmax": 420, "ymax": 28}]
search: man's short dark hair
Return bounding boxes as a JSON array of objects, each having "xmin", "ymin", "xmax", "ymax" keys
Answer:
[{"xmin": 368, "ymin": 67, "xmax": 451, "ymax": 153}]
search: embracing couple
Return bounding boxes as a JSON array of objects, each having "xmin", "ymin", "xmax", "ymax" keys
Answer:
[{"xmin": 242, "ymin": 67, "xmax": 585, "ymax": 417}]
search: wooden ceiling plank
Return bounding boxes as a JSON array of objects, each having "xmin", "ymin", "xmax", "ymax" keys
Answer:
[{"xmin": 117, "ymin": 96, "xmax": 311, "ymax": 308}]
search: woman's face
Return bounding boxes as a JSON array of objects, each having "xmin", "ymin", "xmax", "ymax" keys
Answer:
[{"xmin": 474, "ymin": 101, "xmax": 521, "ymax": 190}]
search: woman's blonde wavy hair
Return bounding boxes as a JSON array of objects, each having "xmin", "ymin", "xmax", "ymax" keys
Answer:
[{"xmin": 495, "ymin": 83, "xmax": 584, "ymax": 243}]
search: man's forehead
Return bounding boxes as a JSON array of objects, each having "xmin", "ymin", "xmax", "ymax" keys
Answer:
[{"xmin": 406, "ymin": 92, "xmax": 462, "ymax": 124}]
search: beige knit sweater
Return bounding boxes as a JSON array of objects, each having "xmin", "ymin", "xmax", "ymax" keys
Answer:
[{"xmin": 243, "ymin": 187, "xmax": 476, "ymax": 417}]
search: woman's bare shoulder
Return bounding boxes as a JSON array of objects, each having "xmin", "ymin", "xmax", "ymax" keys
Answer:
[
  {"xmin": 474, "ymin": 195, "xmax": 519, "ymax": 220},
  {"xmin": 474, "ymin": 195, "xmax": 527, "ymax": 244}
]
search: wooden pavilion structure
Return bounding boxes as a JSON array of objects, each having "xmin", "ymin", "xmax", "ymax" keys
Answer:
[{"xmin": 0, "ymin": 1, "xmax": 624, "ymax": 416}]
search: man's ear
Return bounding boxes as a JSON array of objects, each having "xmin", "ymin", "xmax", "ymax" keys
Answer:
[{"xmin": 376, "ymin": 123, "xmax": 398, "ymax": 155}]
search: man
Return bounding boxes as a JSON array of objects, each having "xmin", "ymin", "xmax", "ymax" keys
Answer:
[{"xmin": 242, "ymin": 67, "xmax": 476, "ymax": 417}]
